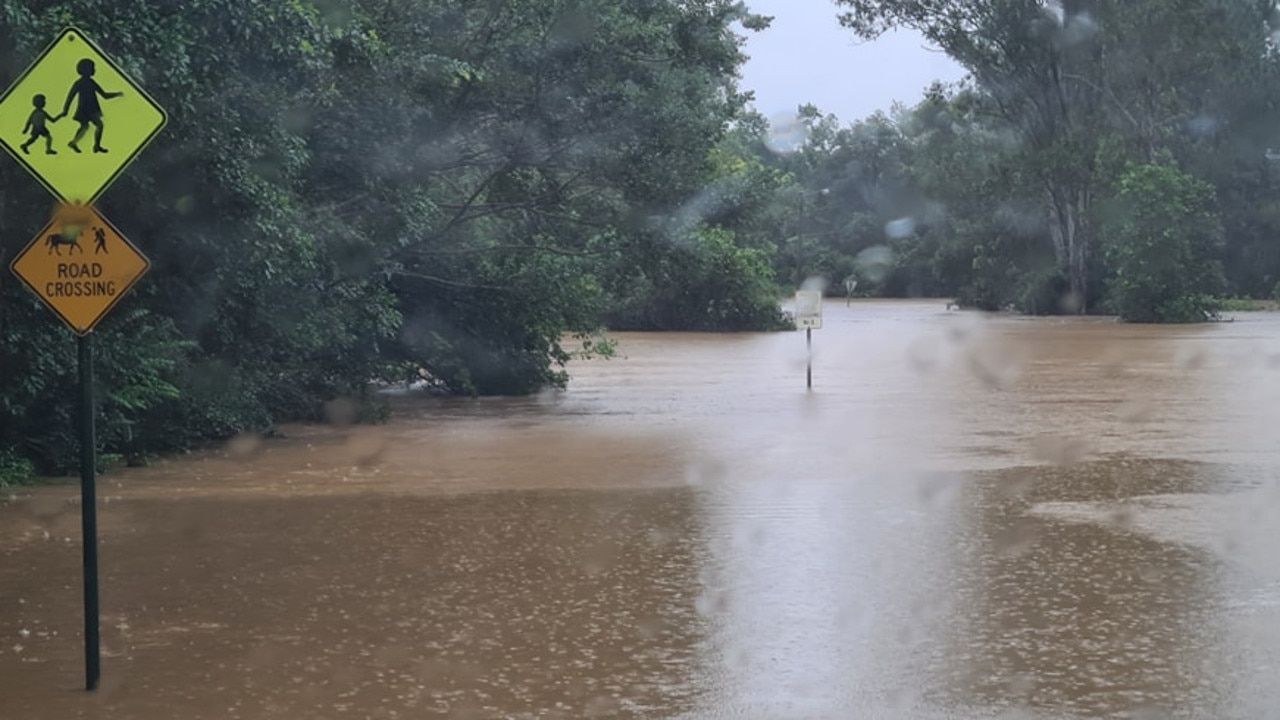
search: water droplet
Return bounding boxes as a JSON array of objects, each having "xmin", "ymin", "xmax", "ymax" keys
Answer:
[
  {"xmin": 945, "ymin": 312, "xmax": 984, "ymax": 344},
  {"xmin": 1062, "ymin": 11, "xmax": 1099, "ymax": 46},
  {"xmin": 995, "ymin": 519, "xmax": 1041, "ymax": 559},
  {"xmin": 906, "ymin": 335, "xmax": 941, "ymax": 375},
  {"xmin": 1032, "ymin": 436, "xmax": 1091, "ymax": 467},
  {"xmin": 450, "ymin": 698, "xmax": 484, "ymax": 719},
  {"xmin": 1058, "ymin": 291, "xmax": 1083, "ymax": 314},
  {"xmin": 1175, "ymin": 347, "xmax": 1208, "ymax": 370},
  {"xmin": 996, "ymin": 472, "xmax": 1036, "ymax": 501},
  {"xmin": 765, "ymin": 113, "xmax": 807, "ymax": 154},
  {"xmin": 995, "ymin": 708, "xmax": 1042, "ymax": 720},
  {"xmin": 917, "ymin": 473, "xmax": 961, "ymax": 508},
  {"xmin": 854, "ymin": 245, "xmax": 894, "ymax": 283},
  {"xmin": 585, "ymin": 694, "xmax": 620, "ymax": 718},
  {"xmin": 345, "ymin": 431, "xmax": 388, "ymax": 467},
  {"xmin": 28, "ymin": 494, "xmax": 64, "ymax": 519},
  {"xmin": 1007, "ymin": 672, "xmax": 1037, "ymax": 697},
  {"xmin": 884, "ymin": 217, "xmax": 916, "ymax": 239},
  {"xmin": 324, "ymin": 397, "xmax": 358, "ymax": 426},
  {"xmin": 800, "ymin": 275, "xmax": 828, "ymax": 294},
  {"xmin": 582, "ymin": 541, "xmax": 618, "ymax": 577},
  {"xmin": 373, "ymin": 644, "xmax": 413, "ymax": 667},
  {"xmin": 1108, "ymin": 505, "xmax": 1135, "ymax": 529},
  {"xmin": 1185, "ymin": 114, "xmax": 1221, "ymax": 137},
  {"xmin": 694, "ymin": 590, "xmax": 729, "ymax": 617},
  {"xmin": 683, "ymin": 459, "xmax": 726, "ymax": 487},
  {"xmin": 226, "ymin": 433, "xmax": 263, "ymax": 459},
  {"xmin": 636, "ymin": 616, "xmax": 665, "ymax": 639},
  {"xmin": 835, "ymin": 601, "xmax": 868, "ymax": 633},
  {"xmin": 965, "ymin": 341, "xmax": 1023, "ymax": 390},
  {"xmin": 1118, "ymin": 398, "xmax": 1154, "ymax": 423},
  {"xmin": 645, "ymin": 526, "xmax": 672, "ymax": 548}
]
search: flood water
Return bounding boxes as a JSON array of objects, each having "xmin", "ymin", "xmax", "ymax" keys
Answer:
[{"xmin": 4, "ymin": 299, "xmax": 1280, "ymax": 719}]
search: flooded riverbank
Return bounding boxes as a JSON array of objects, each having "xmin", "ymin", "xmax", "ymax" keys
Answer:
[{"xmin": 4, "ymin": 300, "xmax": 1280, "ymax": 718}]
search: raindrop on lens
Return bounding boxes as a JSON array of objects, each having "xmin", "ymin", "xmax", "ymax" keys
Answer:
[
  {"xmin": 884, "ymin": 217, "xmax": 915, "ymax": 239},
  {"xmin": 765, "ymin": 113, "xmax": 807, "ymax": 154},
  {"xmin": 226, "ymin": 433, "xmax": 263, "ymax": 459},
  {"xmin": 854, "ymin": 245, "xmax": 894, "ymax": 283}
]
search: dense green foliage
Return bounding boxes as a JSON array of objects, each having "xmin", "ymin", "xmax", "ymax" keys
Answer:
[
  {"xmin": 759, "ymin": 0, "xmax": 1280, "ymax": 318},
  {"xmin": 0, "ymin": 446, "xmax": 35, "ymax": 487},
  {"xmin": 7, "ymin": 0, "xmax": 1280, "ymax": 482},
  {"xmin": 1103, "ymin": 157, "xmax": 1225, "ymax": 322},
  {"xmin": 0, "ymin": 0, "xmax": 792, "ymax": 478}
]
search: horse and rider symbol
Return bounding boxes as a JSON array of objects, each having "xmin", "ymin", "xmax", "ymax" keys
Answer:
[
  {"xmin": 46, "ymin": 226, "xmax": 109, "ymax": 256},
  {"xmin": 20, "ymin": 57, "xmax": 123, "ymax": 156}
]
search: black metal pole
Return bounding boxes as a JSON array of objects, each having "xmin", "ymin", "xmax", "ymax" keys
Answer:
[
  {"xmin": 78, "ymin": 333, "xmax": 100, "ymax": 691},
  {"xmin": 806, "ymin": 327, "xmax": 812, "ymax": 390}
]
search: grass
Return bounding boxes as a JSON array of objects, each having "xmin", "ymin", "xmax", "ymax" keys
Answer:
[{"xmin": 1215, "ymin": 297, "xmax": 1279, "ymax": 312}]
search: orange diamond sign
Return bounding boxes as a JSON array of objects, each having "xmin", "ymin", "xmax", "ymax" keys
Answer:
[{"xmin": 9, "ymin": 203, "xmax": 150, "ymax": 335}]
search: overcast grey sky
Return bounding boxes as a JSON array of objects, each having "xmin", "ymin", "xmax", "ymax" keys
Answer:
[{"xmin": 738, "ymin": 0, "xmax": 968, "ymax": 124}]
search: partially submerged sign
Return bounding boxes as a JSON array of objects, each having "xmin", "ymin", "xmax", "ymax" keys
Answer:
[
  {"xmin": 0, "ymin": 27, "xmax": 167, "ymax": 204},
  {"xmin": 9, "ymin": 203, "xmax": 150, "ymax": 335},
  {"xmin": 795, "ymin": 290, "xmax": 823, "ymax": 329},
  {"xmin": 0, "ymin": 27, "xmax": 167, "ymax": 693}
]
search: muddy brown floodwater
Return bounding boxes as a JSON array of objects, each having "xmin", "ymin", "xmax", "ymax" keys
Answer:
[{"xmin": 5, "ymin": 299, "xmax": 1280, "ymax": 719}]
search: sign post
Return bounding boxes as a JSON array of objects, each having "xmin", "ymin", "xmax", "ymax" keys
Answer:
[
  {"xmin": 1, "ymin": 27, "xmax": 166, "ymax": 692},
  {"xmin": 78, "ymin": 332, "xmax": 98, "ymax": 690},
  {"xmin": 9, "ymin": 204, "xmax": 149, "ymax": 691},
  {"xmin": 794, "ymin": 290, "xmax": 823, "ymax": 389}
]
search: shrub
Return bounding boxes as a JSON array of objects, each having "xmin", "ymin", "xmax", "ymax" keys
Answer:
[{"xmin": 1104, "ymin": 156, "xmax": 1225, "ymax": 323}]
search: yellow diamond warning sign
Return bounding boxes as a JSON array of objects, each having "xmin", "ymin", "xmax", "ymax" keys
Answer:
[
  {"xmin": 0, "ymin": 28, "xmax": 167, "ymax": 204},
  {"xmin": 9, "ymin": 204, "xmax": 150, "ymax": 335}
]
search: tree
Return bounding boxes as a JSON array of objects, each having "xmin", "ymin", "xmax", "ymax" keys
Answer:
[
  {"xmin": 834, "ymin": 0, "xmax": 1105, "ymax": 310},
  {"xmin": 1103, "ymin": 155, "xmax": 1225, "ymax": 323},
  {"xmin": 0, "ymin": 0, "xmax": 791, "ymax": 477},
  {"xmin": 764, "ymin": 105, "xmax": 921, "ymax": 293},
  {"xmin": 833, "ymin": 0, "xmax": 1280, "ymax": 314}
]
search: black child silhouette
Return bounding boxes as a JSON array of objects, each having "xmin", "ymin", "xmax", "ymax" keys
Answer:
[
  {"xmin": 20, "ymin": 94, "xmax": 58, "ymax": 155},
  {"xmin": 57, "ymin": 58, "xmax": 122, "ymax": 154}
]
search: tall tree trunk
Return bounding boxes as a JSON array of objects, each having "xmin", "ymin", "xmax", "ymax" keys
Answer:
[{"xmin": 1048, "ymin": 186, "xmax": 1090, "ymax": 313}]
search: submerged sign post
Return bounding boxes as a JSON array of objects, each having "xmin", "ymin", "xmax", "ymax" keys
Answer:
[
  {"xmin": 795, "ymin": 290, "xmax": 822, "ymax": 389},
  {"xmin": 2, "ymin": 27, "xmax": 166, "ymax": 692}
]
